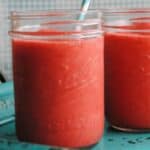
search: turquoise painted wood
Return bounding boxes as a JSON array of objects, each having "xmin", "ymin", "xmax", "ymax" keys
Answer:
[
  {"xmin": 0, "ymin": 82, "xmax": 14, "ymax": 123},
  {"xmin": 0, "ymin": 82, "xmax": 150, "ymax": 149},
  {"xmin": 0, "ymin": 82, "xmax": 14, "ymax": 96},
  {"xmin": 0, "ymin": 122, "xmax": 149, "ymax": 150}
]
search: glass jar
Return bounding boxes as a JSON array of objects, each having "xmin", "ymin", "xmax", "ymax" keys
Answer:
[
  {"xmin": 9, "ymin": 10, "xmax": 104, "ymax": 148},
  {"xmin": 104, "ymin": 9, "xmax": 150, "ymax": 132}
]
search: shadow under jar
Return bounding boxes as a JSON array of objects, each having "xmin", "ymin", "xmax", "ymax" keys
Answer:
[
  {"xmin": 104, "ymin": 8, "xmax": 150, "ymax": 132},
  {"xmin": 9, "ymin": 10, "xmax": 104, "ymax": 148}
]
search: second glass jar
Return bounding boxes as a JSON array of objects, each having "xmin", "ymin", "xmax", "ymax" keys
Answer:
[{"xmin": 104, "ymin": 9, "xmax": 150, "ymax": 132}]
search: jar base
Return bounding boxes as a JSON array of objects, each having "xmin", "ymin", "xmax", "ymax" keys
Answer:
[
  {"xmin": 50, "ymin": 142, "xmax": 98, "ymax": 150},
  {"xmin": 111, "ymin": 124, "xmax": 150, "ymax": 133},
  {"xmin": 18, "ymin": 135, "xmax": 99, "ymax": 150}
]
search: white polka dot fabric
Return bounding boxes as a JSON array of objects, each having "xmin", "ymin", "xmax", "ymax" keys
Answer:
[{"xmin": 1, "ymin": 0, "xmax": 150, "ymax": 80}]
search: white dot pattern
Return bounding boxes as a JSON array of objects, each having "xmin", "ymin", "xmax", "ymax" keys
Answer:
[{"xmin": 0, "ymin": 0, "xmax": 150, "ymax": 80}]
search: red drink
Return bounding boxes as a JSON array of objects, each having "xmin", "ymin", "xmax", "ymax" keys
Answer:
[
  {"xmin": 10, "ymin": 11, "xmax": 104, "ymax": 147},
  {"xmin": 104, "ymin": 9, "xmax": 150, "ymax": 131}
]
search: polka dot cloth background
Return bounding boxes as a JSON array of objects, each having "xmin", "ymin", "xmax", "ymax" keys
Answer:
[{"xmin": 0, "ymin": 0, "xmax": 150, "ymax": 80}]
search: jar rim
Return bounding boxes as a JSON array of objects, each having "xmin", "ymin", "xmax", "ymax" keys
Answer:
[
  {"xmin": 9, "ymin": 9, "xmax": 103, "ymax": 40},
  {"xmin": 102, "ymin": 8, "xmax": 150, "ymax": 15},
  {"xmin": 103, "ymin": 8, "xmax": 150, "ymax": 33},
  {"xmin": 10, "ymin": 9, "xmax": 101, "ymax": 19}
]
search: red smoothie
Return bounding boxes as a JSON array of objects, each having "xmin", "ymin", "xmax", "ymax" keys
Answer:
[
  {"xmin": 105, "ymin": 22, "xmax": 150, "ymax": 130},
  {"xmin": 12, "ymin": 30, "xmax": 104, "ymax": 147}
]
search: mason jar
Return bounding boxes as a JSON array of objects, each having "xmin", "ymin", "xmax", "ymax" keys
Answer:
[
  {"xmin": 104, "ymin": 9, "xmax": 150, "ymax": 132},
  {"xmin": 9, "ymin": 10, "xmax": 104, "ymax": 148}
]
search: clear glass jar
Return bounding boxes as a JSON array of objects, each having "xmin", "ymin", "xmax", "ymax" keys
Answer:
[
  {"xmin": 9, "ymin": 10, "xmax": 104, "ymax": 148},
  {"xmin": 104, "ymin": 9, "xmax": 150, "ymax": 132}
]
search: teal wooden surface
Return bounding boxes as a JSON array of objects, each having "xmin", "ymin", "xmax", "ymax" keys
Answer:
[
  {"xmin": 0, "ymin": 82, "xmax": 14, "ymax": 123},
  {"xmin": 0, "ymin": 82, "xmax": 150, "ymax": 149},
  {"xmin": 0, "ymin": 82, "xmax": 14, "ymax": 96},
  {"xmin": 0, "ymin": 122, "xmax": 149, "ymax": 150}
]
